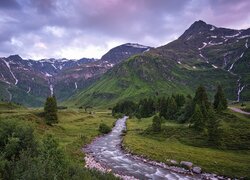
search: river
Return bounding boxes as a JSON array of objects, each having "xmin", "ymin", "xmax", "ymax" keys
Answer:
[{"xmin": 84, "ymin": 116, "xmax": 202, "ymax": 179}]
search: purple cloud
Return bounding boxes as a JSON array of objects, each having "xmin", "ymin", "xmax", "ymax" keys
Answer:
[{"xmin": 0, "ymin": 0, "xmax": 249, "ymax": 59}]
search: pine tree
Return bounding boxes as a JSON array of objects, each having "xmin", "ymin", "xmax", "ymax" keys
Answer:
[
  {"xmin": 213, "ymin": 85, "xmax": 227, "ymax": 111},
  {"xmin": 158, "ymin": 97, "xmax": 167, "ymax": 118},
  {"xmin": 152, "ymin": 115, "xmax": 161, "ymax": 132},
  {"xmin": 173, "ymin": 94, "xmax": 186, "ymax": 109},
  {"xmin": 167, "ymin": 97, "xmax": 178, "ymax": 119},
  {"xmin": 190, "ymin": 104, "xmax": 205, "ymax": 131},
  {"xmin": 181, "ymin": 95, "xmax": 194, "ymax": 123},
  {"xmin": 44, "ymin": 96, "xmax": 58, "ymax": 125},
  {"xmin": 52, "ymin": 95, "xmax": 58, "ymax": 113},
  {"xmin": 207, "ymin": 108, "xmax": 221, "ymax": 145},
  {"xmin": 193, "ymin": 85, "xmax": 210, "ymax": 118}
]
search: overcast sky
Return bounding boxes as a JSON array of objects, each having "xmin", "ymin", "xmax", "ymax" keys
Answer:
[{"xmin": 0, "ymin": 0, "xmax": 249, "ymax": 60}]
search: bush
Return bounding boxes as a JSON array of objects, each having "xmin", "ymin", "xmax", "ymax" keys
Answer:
[
  {"xmin": 152, "ymin": 115, "xmax": 161, "ymax": 132},
  {"xmin": 113, "ymin": 113, "xmax": 124, "ymax": 119},
  {"xmin": 99, "ymin": 123, "xmax": 112, "ymax": 134}
]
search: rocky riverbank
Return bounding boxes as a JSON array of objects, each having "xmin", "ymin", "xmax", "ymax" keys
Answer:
[{"xmin": 83, "ymin": 117, "xmax": 233, "ymax": 180}]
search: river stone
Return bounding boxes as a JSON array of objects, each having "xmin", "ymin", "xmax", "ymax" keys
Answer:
[
  {"xmin": 192, "ymin": 166, "xmax": 202, "ymax": 174},
  {"xmin": 170, "ymin": 160, "xmax": 178, "ymax": 165},
  {"xmin": 180, "ymin": 161, "xmax": 193, "ymax": 169}
]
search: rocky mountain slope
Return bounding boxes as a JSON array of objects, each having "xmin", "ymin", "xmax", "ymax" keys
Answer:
[
  {"xmin": 66, "ymin": 20, "xmax": 250, "ymax": 107},
  {"xmin": 0, "ymin": 44, "xmax": 150, "ymax": 106}
]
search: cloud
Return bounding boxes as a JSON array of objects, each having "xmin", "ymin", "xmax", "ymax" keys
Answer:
[
  {"xmin": 0, "ymin": 0, "xmax": 21, "ymax": 9},
  {"xmin": 0, "ymin": 0, "xmax": 249, "ymax": 59}
]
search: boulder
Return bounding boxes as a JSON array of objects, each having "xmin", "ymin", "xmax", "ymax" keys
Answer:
[
  {"xmin": 192, "ymin": 166, "xmax": 202, "ymax": 174},
  {"xmin": 180, "ymin": 161, "xmax": 193, "ymax": 169}
]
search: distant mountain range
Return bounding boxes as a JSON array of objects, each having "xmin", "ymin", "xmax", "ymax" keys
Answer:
[
  {"xmin": 0, "ymin": 43, "xmax": 150, "ymax": 106},
  {"xmin": 1, "ymin": 20, "xmax": 249, "ymax": 107},
  {"xmin": 65, "ymin": 20, "xmax": 250, "ymax": 107}
]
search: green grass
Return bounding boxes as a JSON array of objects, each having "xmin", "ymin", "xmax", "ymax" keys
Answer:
[
  {"xmin": 0, "ymin": 107, "xmax": 116, "ymax": 165},
  {"xmin": 123, "ymin": 112, "xmax": 250, "ymax": 178},
  {"xmin": 0, "ymin": 101, "xmax": 25, "ymax": 110}
]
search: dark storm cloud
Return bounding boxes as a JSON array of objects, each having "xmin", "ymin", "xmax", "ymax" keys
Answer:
[
  {"xmin": 0, "ymin": 0, "xmax": 21, "ymax": 9},
  {"xmin": 0, "ymin": 0, "xmax": 249, "ymax": 59}
]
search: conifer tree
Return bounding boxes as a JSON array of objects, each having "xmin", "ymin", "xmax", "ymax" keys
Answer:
[
  {"xmin": 44, "ymin": 96, "xmax": 58, "ymax": 125},
  {"xmin": 152, "ymin": 115, "xmax": 161, "ymax": 132},
  {"xmin": 173, "ymin": 94, "xmax": 186, "ymax": 108},
  {"xmin": 167, "ymin": 97, "xmax": 178, "ymax": 119},
  {"xmin": 190, "ymin": 104, "xmax": 205, "ymax": 131},
  {"xmin": 193, "ymin": 85, "xmax": 210, "ymax": 118},
  {"xmin": 181, "ymin": 95, "xmax": 194, "ymax": 122},
  {"xmin": 213, "ymin": 85, "xmax": 227, "ymax": 111},
  {"xmin": 207, "ymin": 107, "xmax": 221, "ymax": 145}
]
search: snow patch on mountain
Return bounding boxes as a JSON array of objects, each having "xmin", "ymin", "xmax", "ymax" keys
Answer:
[
  {"xmin": 186, "ymin": 35, "xmax": 192, "ymax": 40},
  {"xmin": 27, "ymin": 87, "xmax": 31, "ymax": 94},
  {"xmin": 210, "ymin": 26, "xmax": 215, "ymax": 31},
  {"xmin": 199, "ymin": 53, "xmax": 209, "ymax": 63},
  {"xmin": 228, "ymin": 63, "xmax": 235, "ymax": 72},
  {"xmin": 198, "ymin": 42, "xmax": 207, "ymax": 50},
  {"xmin": 199, "ymin": 53, "xmax": 204, "ymax": 58},
  {"xmin": 208, "ymin": 41, "xmax": 223, "ymax": 46},
  {"xmin": 75, "ymin": 82, "xmax": 78, "ymax": 89},
  {"xmin": 240, "ymin": 52, "xmax": 244, "ymax": 58},
  {"xmin": 52, "ymin": 64, "xmax": 57, "ymax": 70},
  {"xmin": 225, "ymin": 31, "xmax": 241, "ymax": 38},
  {"xmin": 238, "ymin": 35, "xmax": 250, "ymax": 39},
  {"xmin": 125, "ymin": 43, "xmax": 149, "ymax": 49},
  {"xmin": 228, "ymin": 52, "xmax": 244, "ymax": 72},
  {"xmin": 212, "ymin": 64, "xmax": 218, "ymax": 69},
  {"xmin": 246, "ymin": 39, "xmax": 248, "ymax": 48},
  {"xmin": 2, "ymin": 59, "xmax": 18, "ymax": 85},
  {"xmin": 45, "ymin": 72, "xmax": 52, "ymax": 77},
  {"xmin": 143, "ymin": 49, "xmax": 150, "ymax": 53}
]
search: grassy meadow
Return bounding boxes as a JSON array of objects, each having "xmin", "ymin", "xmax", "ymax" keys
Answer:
[
  {"xmin": 123, "ymin": 110, "xmax": 250, "ymax": 178},
  {"xmin": 0, "ymin": 104, "xmax": 116, "ymax": 166}
]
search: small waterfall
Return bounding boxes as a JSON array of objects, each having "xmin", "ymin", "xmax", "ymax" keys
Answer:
[
  {"xmin": 237, "ymin": 78, "xmax": 245, "ymax": 102},
  {"xmin": 49, "ymin": 84, "xmax": 54, "ymax": 96}
]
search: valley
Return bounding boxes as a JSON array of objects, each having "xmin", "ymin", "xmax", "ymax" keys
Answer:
[
  {"xmin": 0, "ymin": 19, "xmax": 250, "ymax": 180},
  {"xmin": 1, "ymin": 100, "xmax": 249, "ymax": 179}
]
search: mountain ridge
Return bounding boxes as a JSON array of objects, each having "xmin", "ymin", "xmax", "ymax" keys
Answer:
[
  {"xmin": 65, "ymin": 20, "xmax": 250, "ymax": 107},
  {"xmin": 0, "ymin": 43, "xmax": 150, "ymax": 106}
]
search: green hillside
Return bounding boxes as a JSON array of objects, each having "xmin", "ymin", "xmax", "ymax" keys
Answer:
[
  {"xmin": 65, "ymin": 21, "xmax": 250, "ymax": 108},
  {"xmin": 65, "ymin": 52, "xmax": 237, "ymax": 108}
]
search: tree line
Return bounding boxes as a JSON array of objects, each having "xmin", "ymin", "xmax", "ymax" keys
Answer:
[{"xmin": 112, "ymin": 85, "xmax": 228, "ymax": 144}]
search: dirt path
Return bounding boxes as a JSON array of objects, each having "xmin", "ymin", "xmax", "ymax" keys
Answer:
[{"xmin": 229, "ymin": 107, "xmax": 250, "ymax": 115}]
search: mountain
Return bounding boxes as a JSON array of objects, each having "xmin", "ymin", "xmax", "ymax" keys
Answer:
[
  {"xmin": 101, "ymin": 43, "xmax": 151, "ymax": 64},
  {"xmin": 0, "ymin": 43, "xmax": 150, "ymax": 106},
  {"xmin": 66, "ymin": 20, "xmax": 250, "ymax": 107}
]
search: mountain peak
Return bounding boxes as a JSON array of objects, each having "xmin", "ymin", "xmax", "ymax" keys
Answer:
[
  {"xmin": 179, "ymin": 20, "xmax": 215, "ymax": 39},
  {"xmin": 8, "ymin": 54, "xmax": 22, "ymax": 61},
  {"xmin": 192, "ymin": 20, "xmax": 207, "ymax": 26}
]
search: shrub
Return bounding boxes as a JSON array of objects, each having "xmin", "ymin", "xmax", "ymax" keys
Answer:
[
  {"xmin": 152, "ymin": 115, "xmax": 161, "ymax": 132},
  {"xmin": 99, "ymin": 123, "xmax": 111, "ymax": 134}
]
